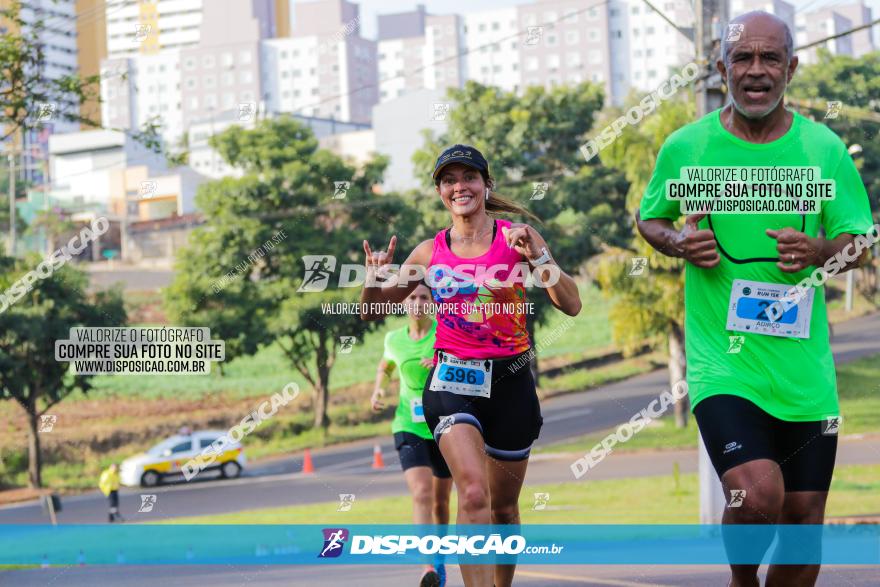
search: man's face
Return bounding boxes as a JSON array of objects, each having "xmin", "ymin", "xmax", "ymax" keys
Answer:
[{"xmin": 718, "ymin": 19, "xmax": 797, "ymax": 120}]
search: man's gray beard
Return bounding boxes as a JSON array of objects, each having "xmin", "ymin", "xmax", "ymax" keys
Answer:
[{"xmin": 727, "ymin": 73, "xmax": 786, "ymax": 120}]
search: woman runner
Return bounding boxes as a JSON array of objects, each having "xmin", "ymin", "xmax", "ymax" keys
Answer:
[
  {"xmin": 371, "ymin": 283, "xmax": 453, "ymax": 587},
  {"xmin": 361, "ymin": 144, "xmax": 581, "ymax": 587}
]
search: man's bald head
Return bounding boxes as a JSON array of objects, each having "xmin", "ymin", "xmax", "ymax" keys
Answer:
[{"xmin": 722, "ymin": 11, "xmax": 794, "ymax": 66}]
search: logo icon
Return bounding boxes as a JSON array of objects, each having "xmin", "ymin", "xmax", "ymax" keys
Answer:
[
  {"xmin": 629, "ymin": 257, "xmax": 648, "ymax": 276},
  {"xmin": 530, "ymin": 182, "xmax": 548, "ymax": 201},
  {"xmin": 526, "ymin": 26, "xmax": 544, "ymax": 45},
  {"xmin": 39, "ymin": 415, "xmax": 57, "ymax": 432},
  {"xmin": 35, "ymin": 103, "xmax": 56, "ymax": 122},
  {"xmin": 297, "ymin": 255, "xmax": 337, "ymax": 292},
  {"xmin": 134, "ymin": 24, "xmax": 152, "ymax": 42},
  {"xmin": 822, "ymin": 416, "xmax": 841, "ymax": 436},
  {"xmin": 533, "ymin": 492, "xmax": 550, "ymax": 510},
  {"xmin": 339, "ymin": 336, "xmax": 356, "ymax": 354},
  {"xmin": 435, "ymin": 415, "xmax": 456, "ymax": 436},
  {"xmin": 318, "ymin": 528, "xmax": 349, "ymax": 558},
  {"xmin": 333, "ymin": 181, "xmax": 350, "ymax": 199},
  {"xmin": 726, "ymin": 24, "xmax": 744, "ymax": 42},
  {"xmin": 728, "ymin": 489, "xmax": 746, "ymax": 508},
  {"xmin": 722, "ymin": 441, "xmax": 742, "ymax": 455},
  {"xmin": 431, "ymin": 103, "xmax": 451, "ymax": 122},
  {"xmin": 139, "ymin": 181, "xmax": 158, "ymax": 198},
  {"xmin": 337, "ymin": 494, "xmax": 355, "ymax": 512},
  {"xmin": 727, "ymin": 336, "xmax": 744, "ymax": 354},
  {"xmin": 138, "ymin": 494, "xmax": 157, "ymax": 513},
  {"xmin": 238, "ymin": 102, "xmax": 257, "ymax": 122},
  {"xmin": 825, "ymin": 101, "xmax": 842, "ymax": 120}
]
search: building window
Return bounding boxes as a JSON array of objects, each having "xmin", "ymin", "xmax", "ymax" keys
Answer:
[
  {"xmin": 526, "ymin": 56, "xmax": 539, "ymax": 71},
  {"xmin": 223, "ymin": 72, "xmax": 234, "ymax": 85},
  {"xmin": 240, "ymin": 50, "xmax": 252, "ymax": 64},
  {"xmin": 188, "ymin": 96, "xmax": 198, "ymax": 110},
  {"xmin": 565, "ymin": 30, "xmax": 579, "ymax": 45},
  {"xmin": 202, "ymin": 54, "xmax": 215, "ymax": 68},
  {"xmin": 184, "ymin": 57, "xmax": 196, "ymax": 70},
  {"xmin": 547, "ymin": 54, "xmax": 560, "ymax": 70},
  {"xmin": 204, "ymin": 75, "xmax": 216, "ymax": 89},
  {"xmin": 240, "ymin": 70, "xmax": 253, "ymax": 84}
]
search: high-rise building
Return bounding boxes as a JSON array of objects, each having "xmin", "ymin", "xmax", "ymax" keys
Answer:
[
  {"xmin": 828, "ymin": 2, "xmax": 875, "ymax": 58},
  {"xmin": 263, "ymin": 0, "xmax": 377, "ymax": 123},
  {"xmin": 796, "ymin": 8, "xmax": 854, "ymax": 65},
  {"xmin": 462, "ymin": 7, "xmax": 521, "ymax": 93},
  {"xmin": 377, "ymin": 6, "xmax": 465, "ymax": 102},
  {"xmin": 1, "ymin": 0, "xmax": 81, "ymax": 184}
]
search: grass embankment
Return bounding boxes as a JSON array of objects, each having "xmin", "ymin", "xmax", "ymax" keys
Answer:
[{"xmin": 165, "ymin": 463, "xmax": 880, "ymax": 525}]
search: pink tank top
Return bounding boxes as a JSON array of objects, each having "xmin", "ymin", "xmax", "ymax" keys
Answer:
[{"xmin": 427, "ymin": 218, "xmax": 531, "ymax": 360}]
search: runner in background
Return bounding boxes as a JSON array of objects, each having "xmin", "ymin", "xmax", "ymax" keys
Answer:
[
  {"xmin": 636, "ymin": 12, "xmax": 873, "ymax": 587},
  {"xmin": 371, "ymin": 283, "xmax": 453, "ymax": 587},
  {"xmin": 361, "ymin": 144, "xmax": 582, "ymax": 587}
]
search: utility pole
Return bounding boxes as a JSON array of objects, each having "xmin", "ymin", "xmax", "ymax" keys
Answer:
[
  {"xmin": 695, "ymin": 0, "xmax": 729, "ymax": 525},
  {"xmin": 7, "ymin": 150, "xmax": 16, "ymax": 256}
]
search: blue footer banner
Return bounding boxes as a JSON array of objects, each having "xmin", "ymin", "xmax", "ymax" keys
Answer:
[{"xmin": 1, "ymin": 524, "xmax": 878, "ymax": 565}]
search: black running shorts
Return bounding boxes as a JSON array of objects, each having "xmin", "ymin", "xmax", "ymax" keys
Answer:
[
  {"xmin": 393, "ymin": 431, "xmax": 452, "ymax": 479},
  {"xmin": 694, "ymin": 394, "xmax": 838, "ymax": 492},
  {"xmin": 422, "ymin": 350, "xmax": 543, "ymax": 461}
]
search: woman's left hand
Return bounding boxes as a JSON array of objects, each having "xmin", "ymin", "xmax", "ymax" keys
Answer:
[{"xmin": 502, "ymin": 224, "xmax": 549, "ymax": 263}]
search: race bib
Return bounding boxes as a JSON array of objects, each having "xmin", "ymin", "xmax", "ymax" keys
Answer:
[
  {"xmin": 726, "ymin": 279, "xmax": 814, "ymax": 339},
  {"xmin": 429, "ymin": 352, "xmax": 493, "ymax": 398},
  {"xmin": 410, "ymin": 398, "xmax": 426, "ymax": 423}
]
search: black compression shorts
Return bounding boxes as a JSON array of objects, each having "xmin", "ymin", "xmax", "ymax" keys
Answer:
[
  {"xmin": 393, "ymin": 431, "xmax": 451, "ymax": 478},
  {"xmin": 422, "ymin": 349, "xmax": 543, "ymax": 462},
  {"xmin": 694, "ymin": 394, "xmax": 838, "ymax": 492}
]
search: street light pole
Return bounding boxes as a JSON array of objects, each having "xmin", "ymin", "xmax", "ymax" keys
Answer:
[{"xmin": 7, "ymin": 150, "xmax": 16, "ymax": 256}]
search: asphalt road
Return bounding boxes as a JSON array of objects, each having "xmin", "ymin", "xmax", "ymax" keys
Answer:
[{"xmin": 1, "ymin": 313, "xmax": 878, "ymax": 526}]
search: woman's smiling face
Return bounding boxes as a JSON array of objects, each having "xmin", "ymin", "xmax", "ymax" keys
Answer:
[{"xmin": 436, "ymin": 163, "xmax": 487, "ymax": 216}]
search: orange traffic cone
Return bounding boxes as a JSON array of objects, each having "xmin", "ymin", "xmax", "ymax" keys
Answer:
[
  {"xmin": 302, "ymin": 448, "xmax": 315, "ymax": 474},
  {"xmin": 371, "ymin": 444, "xmax": 385, "ymax": 470}
]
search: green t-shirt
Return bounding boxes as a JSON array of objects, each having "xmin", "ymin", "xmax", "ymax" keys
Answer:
[
  {"xmin": 640, "ymin": 109, "xmax": 873, "ymax": 421},
  {"xmin": 382, "ymin": 321, "xmax": 437, "ymax": 439}
]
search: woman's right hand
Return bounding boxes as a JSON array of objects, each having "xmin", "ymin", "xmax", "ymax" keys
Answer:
[
  {"xmin": 363, "ymin": 236, "xmax": 397, "ymax": 277},
  {"xmin": 370, "ymin": 388, "xmax": 386, "ymax": 411}
]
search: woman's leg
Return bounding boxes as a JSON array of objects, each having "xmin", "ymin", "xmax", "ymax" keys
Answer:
[
  {"xmin": 488, "ymin": 457, "xmax": 529, "ymax": 587},
  {"xmin": 404, "ymin": 466, "xmax": 442, "ymax": 580},
  {"xmin": 438, "ymin": 423, "xmax": 493, "ymax": 587}
]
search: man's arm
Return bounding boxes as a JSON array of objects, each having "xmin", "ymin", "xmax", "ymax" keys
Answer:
[
  {"xmin": 635, "ymin": 210, "xmax": 720, "ymax": 268},
  {"xmin": 765, "ymin": 229, "xmax": 868, "ymax": 274}
]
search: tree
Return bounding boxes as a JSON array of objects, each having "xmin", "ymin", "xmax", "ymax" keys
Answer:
[
  {"xmin": 411, "ymin": 81, "xmax": 631, "ymax": 383},
  {"xmin": 165, "ymin": 117, "xmax": 419, "ymax": 429},
  {"xmin": 0, "ymin": 256, "xmax": 125, "ymax": 487},
  {"xmin": 591, "ymin": 95, "xmax": 696, "ymax": 427},
  {"xmin": 26, "ymin": 207, "xmax": 76, "ymax": 255},
  {"xmin": 787, "ymin": 49, "xmax": 880, "ymax": 215}
]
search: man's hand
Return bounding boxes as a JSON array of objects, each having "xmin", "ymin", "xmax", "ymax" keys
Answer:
[
  {"xmin": 419, "ymin": 357, "xmax": 434, "ymax": 369},
  {"xmin": 766, "ymin": 227, "xmax": 821, "ymax": 273},
  {"xmin": 672, "ymin": 213, "xmax": 720, "ymax": 268},
  {"xmin": 370, "ymin": 388, "xmax": 386, "ymax": 412}
]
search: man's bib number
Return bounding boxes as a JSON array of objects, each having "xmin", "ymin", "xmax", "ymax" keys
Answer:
[
  {"xmin": 429, "ymin": 352, "xmax": 493, "ymax": 398},
  {"xmin": 726, "ymin": 279, "xmax": 814, "ymax": 339}
]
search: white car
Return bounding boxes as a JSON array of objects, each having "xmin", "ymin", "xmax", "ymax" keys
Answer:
[{"xmin": 120, "ymin": 430, "xmax": 247, "ymax": 487}]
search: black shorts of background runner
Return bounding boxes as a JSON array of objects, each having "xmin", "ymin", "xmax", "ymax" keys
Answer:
[
  {"xmin": 393, "ymin": 431, "xmax": 452, "ymax": 478},
  {"xmin": 422, "ymin": 349, "xmax": 543, "ymax": 462},
  {"xmin": 694, "ymin": 394, "xmax": 838, "ymax": 492}
]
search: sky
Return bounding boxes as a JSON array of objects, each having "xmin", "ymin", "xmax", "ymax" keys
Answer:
[{"xmin": 293, "ymin": 0, "xmax": 880, "ymax": 46}]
